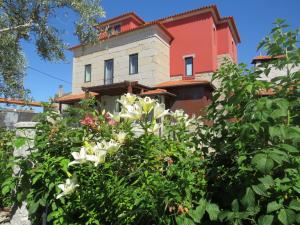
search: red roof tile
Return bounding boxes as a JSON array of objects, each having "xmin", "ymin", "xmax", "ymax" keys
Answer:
[
  {"xmin": 140, "ymin": 88, "xmax": 176, "ymax": 97},
  {"xmin": 95, "ymin": 12, "xmax": 145, "ymax": 29},
  {"xmin": 54, "ymin": 92, "xmax": 98, "ymax": 103},
  {"xmin": 156, "ymin": 79, "xmax": 212, "ymax": 88},
  {"xmin": 69, "ymin": 22, "xmax": 173, "ymax": 51},
  {"xmin": 0, "ymin": 98, "xmax": 43, "ymax": 107},
  {"xmin": 251, "ymin": 55, "xmax": 285, "ymax": 64}
]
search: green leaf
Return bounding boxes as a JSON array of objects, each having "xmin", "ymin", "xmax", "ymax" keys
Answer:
[
  {"xmin": 258, "ymin": 215, "xmax": 274, "ymax": 225},
  {"xmin": 267, "ymin": 201, "xmax": 282, "ymax": 213},
  {"xmin": 241, "ymin": 188, "xmax": 255, "ymax": 208},
  {"xmin": 252, "ymin": 184, "xmax": 268, "ymax": 197},
  {"xmin": 251, "ymin": 153, "xmax": 274, "ymax": 173},
  {"xmin": 231, "ymin": 199, "xmax": 239, "ymax": 212},
  {"xmin": 289, "ymin": 200, "xmax": 300, "ymax": 211},
  {"xmin": 279, "ymin": 144, "xmax": 298, "ymax": 153},
  {"xmin": 28, "ymin": 201, "xmax": 40, "ymax": 214},
  {"xmin": 258, "ymin": 175, "xmax": 274, "ymax": 188},
  {"xmin": 278, "ymin": 209, "xmax": 296, "ymax": 225},
  {"xmin": 14, "ymin": 137, "xmax": 27, "ymax": 148},
  {"xmin": 206, "ymin": 203, "xmax": 220, "ymax": 221},
  {"xmin": 175, "ymin": 215, "xmax": 195, "ymax": 225},
  {"xmin": 188, "ymin": 198, "xmax": 206, "ymax": 223}
]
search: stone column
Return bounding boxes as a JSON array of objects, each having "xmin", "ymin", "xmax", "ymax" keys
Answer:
[{"xmin": 10, "ymin": 122, "xmax": 37, "ymax": 225}]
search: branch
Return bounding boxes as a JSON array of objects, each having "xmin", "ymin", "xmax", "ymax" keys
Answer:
[{"xmin": 0, "ymin": 20, "xmax": 33, "ymax": 33}]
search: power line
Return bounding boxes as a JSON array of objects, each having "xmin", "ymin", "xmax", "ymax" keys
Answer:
[{"xmin": 27, "ymin": 66, "xmax": 72, "ymax": 85}]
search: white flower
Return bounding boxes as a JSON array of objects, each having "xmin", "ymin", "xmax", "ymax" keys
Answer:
[
  {"xmin": 147, "ymin": 123, "xmax": 161, "ymax": 134},
  {"xmin": 114, "ymin": 131, "xmax": 127, "ymax": 144},
  {"xmin": 103, "ymin": 140, "xmax": 121, "ymax": 155},
  {"xmin": 56, "ymin": 177, "xmax": 79, "ymax": 199},
  {"xmin": 120, "ymin": 104, "xmax": 143, "ymax": 120},
  {"xmin": 154, "ymin": 103, "xmax": 170, "ymax": 119},
  {"xmin": 86, "ymin": 149, "xmax": 107, "ymax": 166},
  {"xmin": 68, "ymin": 147, "xmax": 87, "ymax": 166},
  {"xmin": 139, "ymin": 96, "xmax": 155, "ymax": 113},
  {"xmin": 118, "ymin": 93, "xmax": 137, "ymax": 106}
]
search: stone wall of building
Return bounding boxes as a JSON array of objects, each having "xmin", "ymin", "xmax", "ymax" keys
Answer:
[{"xmin": 72, "ymin": 25, "xmax": 171, "ymax": 93}]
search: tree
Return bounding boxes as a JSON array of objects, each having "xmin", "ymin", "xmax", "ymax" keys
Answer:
[{"xmin": 0, "ymin": 0, "xmax": 105, "ymax": 98}]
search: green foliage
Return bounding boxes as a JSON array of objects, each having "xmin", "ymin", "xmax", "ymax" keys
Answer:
[
  {"xmin": 0, "ymin": 128, "xmax": 14, "ymax": 208},
  {"xmin": 195, "ymin": 20, "xmax": 300, "ymax": 224},
  {"xmin": 0, "ymin": 0, "xmax": 105, "ymax": 98},
  {"xmin": 3, "ymin": 20, "xmax": 299, "ymax": 225}
]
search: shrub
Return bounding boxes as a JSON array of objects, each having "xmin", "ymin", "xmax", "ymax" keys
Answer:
[{"xmin": 0, "ymin": 128, "xmax": 14, "ymax": 208}]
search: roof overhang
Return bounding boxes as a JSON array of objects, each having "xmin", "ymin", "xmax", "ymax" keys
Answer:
[
  {"xmin": 95, "ymin": 12, "xmax": 145, "ymax": 29},
  {"xmin": 140, "ymin": 88, "xmax": 176, "ymax": 97},
  {"xmin": 156, "ymin": 79, "xmax": 215, "ymax": 90},
  {"xmin": 251, "ymin": 55, "xmax": 285, "ymax": 64},
  {"xmin": 69, "ymin": 22, "xmax": 173, "ymax": 51},
  {"xmin": 82, "ymin": 81, "xmax": 152, "ymax": 96},
  {"xmin": 54, "ymin": 92, "xmax": 98, "ymax": 104}
]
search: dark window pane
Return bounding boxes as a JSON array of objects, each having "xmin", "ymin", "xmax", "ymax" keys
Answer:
[
  {"xmin": 104, "ymin": 59, "xmax": 113, "ymax": 84},
  {"xmin": 185, "ymin": 57, "xmax": 193, "ymax": 76},
  {"xmin": 84, "ymin": 64, "xmax": 91, "ymax": 82},
  {"xmin": 129, "ymin": 54, "xmax": 138, "ymax": 74},
  {"xmin": 114, "ymin": 24, "xmax": 121, "ymax": 33}
]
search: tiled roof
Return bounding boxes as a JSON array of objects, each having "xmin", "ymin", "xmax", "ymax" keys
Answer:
[
  {"xmin": 0, "ymin": 98, "xmax": 43, "ymax": 107},
  {"xmin": 140, "ymin": 88, "xmax": 176, "ymax": 97},
  {"xmin": 54, "ymin": 92, "xmax": 98, "ymax": 103},
  {"xmin": 152, "ymin": 4, "xmax": 240, "ymax": 43},
  {"xmin": 156, "ymin": 79, "xmax": 212, "ymax": 88},
  {"xmin": 251, "ymin": 55, "xmax": 285, "ymax": 64},
  {"xmin": 95, "ymin": 12, "xmax": 145, "ymax": 28},
  {"xmin": 69, "ymin": 5, "xmax": 240, "ymax": 50},
  {"xmin": 69, "ymin": 22, "xmax": 173, "ymax": 50},
  {"xmin": 257, "ymin": 89, "xmax": 276, "ymax": 96}
]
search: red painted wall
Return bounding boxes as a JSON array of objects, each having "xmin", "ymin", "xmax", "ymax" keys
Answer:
[
  {"xmin": 163, "ymin": 12, "xmax": 216, "ymax": 78},
  {"xmin": 216, "ymin": 23, "xmax": 237, "ymax": 63},
  {"xmin": 163, "ymin": 12, "xmax": 238, "ymax": 78},
  {"xmin": 120, "ymin": 18, "xmax": 141, "ymax": 32}
]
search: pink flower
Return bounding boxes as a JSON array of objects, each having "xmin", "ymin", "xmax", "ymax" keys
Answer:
[
  {"xmin": 80, "ymin": 115, "xmax": 96, "ymax": 128},
  {"xmin": 105, "ymin": 113, "xmax": 117, "ymax": 126}
]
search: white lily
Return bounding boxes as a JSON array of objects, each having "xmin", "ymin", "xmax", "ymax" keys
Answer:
[
  {"xmin": 68, "ymin": 147, "xmax": 87, "ymax": 166},
  {"xmin": 120, "ymin": 104, "xmax": 143, "ymax": 120},
  {"xmin": 118, "ymin": 93, "xmax": 137, "ymax": 106},
  {"xmin": 139, "ymin": 96, "xmax": 155, "ymax": 114},
  {"xmin": 103, "ymin": 140, "xmax": 121, "ymax": 155},
  {"xmin": 56, "ymin": 177, "xmax": 79, "ymax": 199},
  {"xmin": 108, "ymin": 112, "xmax": 121, "ymax": 123},
  {"xmin": 154, "ymin": 103, "xmax": 170, "ymax": 119},
  {"xmin": 86, "ymin": 149, "xmax": 107, "ymax": 166},
  {"xmin": 147, "ymin": 123, "xmax": 161, "ymax": 134},
  {"xmin": 114, "ymin": 131, "xmax": 127, "ymax": 144}
]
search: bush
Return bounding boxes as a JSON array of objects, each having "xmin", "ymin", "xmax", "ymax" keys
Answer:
[
  {"xmin": 0, "ymin": 128, "xmax": 14, "ymax": 208},
  {"xmin": 3, "ymin": 20, "xmax": 299, "ymax": 225}
]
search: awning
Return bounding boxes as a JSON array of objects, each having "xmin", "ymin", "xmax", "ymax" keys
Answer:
[{"xmin": 140, "ymin": 88, "xmax": 176, "ymax": 97}]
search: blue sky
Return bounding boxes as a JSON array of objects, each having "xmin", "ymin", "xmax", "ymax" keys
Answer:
[{"xmin": 23, "ymin": 0, "xmax": 300, "ymax": 104}]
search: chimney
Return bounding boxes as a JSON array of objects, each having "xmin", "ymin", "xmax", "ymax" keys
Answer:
[{"xmin": 57, "ymin": 85, "xmax": 64, "ymax": 97}]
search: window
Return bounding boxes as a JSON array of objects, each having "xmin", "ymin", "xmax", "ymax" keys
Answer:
[
  {"xmin": 107, "ymin": 27, "xmax": 112, "ymax": 36},
  {"xmin": 114, "ymin": 24, "xmax": 121, "ymax": 33},
  {"xmin": 129, "ymin": 54, "xmax": 138, "ymax": 74},
  {"xmin": 104, "ymin": 59, "xmax": 114, "ymax": 84},
  {"xmin": 185, "ymin": 57, "xmax": 193, "ymax": 76},
  {"xmin": 84, "ymin": 64, "xmax": 91, "ymax": 82}
]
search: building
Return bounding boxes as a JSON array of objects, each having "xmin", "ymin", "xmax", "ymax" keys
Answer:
[{"xmin": 55, "ymin": 5, "xmax": 240, "ymax": 116}]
